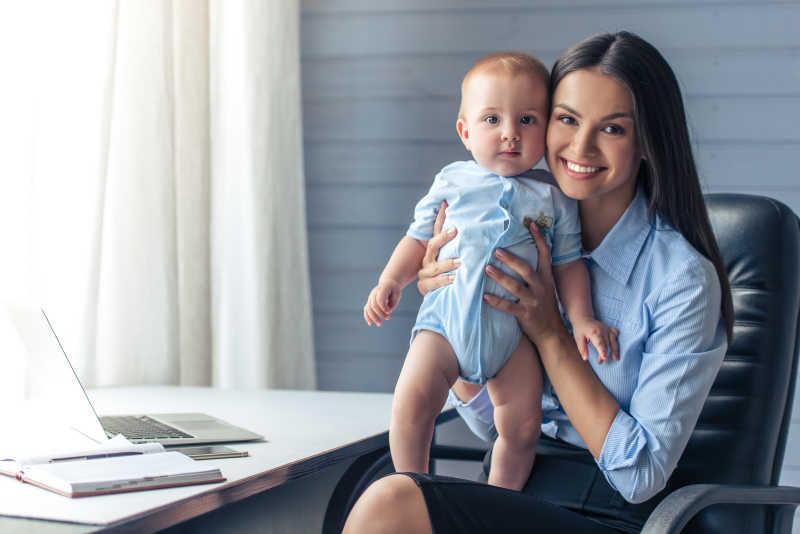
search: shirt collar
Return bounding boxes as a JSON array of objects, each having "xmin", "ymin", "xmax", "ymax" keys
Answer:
[{"xmin": 585, "ymin": 188, "xmax": 653, "ymax": 286}]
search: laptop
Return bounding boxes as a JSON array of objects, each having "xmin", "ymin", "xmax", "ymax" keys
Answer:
[{"xmin": 1, "ymin": 303, "xmax": 263, "ymax": 446}]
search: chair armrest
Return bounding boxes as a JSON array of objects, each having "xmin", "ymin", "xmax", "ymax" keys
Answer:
[
  {"xmin": 641, "ymin": 484, "xmax": 800, "ymax": 534},
  {"xmin": 430, "ymin": 444, "xmax": 487, "ymax": 462}
]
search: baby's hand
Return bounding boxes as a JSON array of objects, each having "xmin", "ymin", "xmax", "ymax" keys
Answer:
[
  {"xmin": 363, "ymin": 280, "xmax": 402, "ymax": 327},
  {"xmin": 570, "ymin": 316, "xmax": 620, "ymax": 363}
]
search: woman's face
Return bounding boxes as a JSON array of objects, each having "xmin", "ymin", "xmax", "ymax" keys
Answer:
[{"xmin": 546, "ymin": 68, "xmax": 642, "ymax": 210}]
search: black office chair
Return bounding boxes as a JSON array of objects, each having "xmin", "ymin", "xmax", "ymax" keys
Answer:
[{"xmin": 323, "ymin": 194, "xmax": 800, "ymax": 534}]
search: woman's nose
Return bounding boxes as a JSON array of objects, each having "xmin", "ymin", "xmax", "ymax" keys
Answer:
[{"xmin": 570, "ymin": 127, "xmax": 597, "ymax": 157}]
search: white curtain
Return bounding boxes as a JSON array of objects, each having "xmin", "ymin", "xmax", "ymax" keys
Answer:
[{"xmin": 0, "ymin": 0, "xmax": 316, "ymax": 390}]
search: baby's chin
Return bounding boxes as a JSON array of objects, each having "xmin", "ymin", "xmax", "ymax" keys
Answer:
[{"xmin": 478, "ymin": 159, "xmax": 536, "ymax": 177}]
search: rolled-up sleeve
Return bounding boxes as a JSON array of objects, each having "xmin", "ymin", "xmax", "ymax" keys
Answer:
[{"xmin": 596, "ymin": 257, "xmax": 727, "ymax": 503}]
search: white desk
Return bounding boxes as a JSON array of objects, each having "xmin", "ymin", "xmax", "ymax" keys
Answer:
[{"xmin": 0, "ymin": 386, "xmax": 397, "ymax": 532}]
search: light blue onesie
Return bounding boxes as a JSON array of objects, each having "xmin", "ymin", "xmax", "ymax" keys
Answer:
[{"xmin": 406, "ymin": 160, "xmax": 581, "ymax": 384}]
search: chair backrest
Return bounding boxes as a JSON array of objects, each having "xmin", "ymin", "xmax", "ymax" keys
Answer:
[{"xmin": 666, "ymin": 194, "xmax": 800, "ymax": 533}]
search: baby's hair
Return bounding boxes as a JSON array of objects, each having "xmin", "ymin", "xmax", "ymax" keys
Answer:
[{"xmin": 458, "ymin": 51, "xmax": 550, "ymax": 119}]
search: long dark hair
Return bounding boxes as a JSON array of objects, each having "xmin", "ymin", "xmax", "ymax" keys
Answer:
[{"xmin": 551, "ymin": 31, "xmax": 734, "ymax": 340}]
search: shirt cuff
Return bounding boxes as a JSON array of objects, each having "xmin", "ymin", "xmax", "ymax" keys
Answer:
[{"xmin": 596, "ymin": 409, "xmax": 647, "ymax": 472}]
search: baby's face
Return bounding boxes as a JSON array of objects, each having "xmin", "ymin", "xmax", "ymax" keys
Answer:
[{"xmin": 457, "ymin": 71, "xmax": 548, "ymax": 177}]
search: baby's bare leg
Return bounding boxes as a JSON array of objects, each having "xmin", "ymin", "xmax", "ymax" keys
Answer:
[
  {"xmin": 390, "ymin": 330, "xmax": 460, "ymax": 473},
  {"xmin": 486, "ymin": 336, "xmax": 543, "ymax": 490}
]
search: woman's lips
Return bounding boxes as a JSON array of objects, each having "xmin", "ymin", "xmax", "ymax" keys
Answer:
[{"xmin": 560, "ymin": 157, "xmax": 604, "ymax": 179}]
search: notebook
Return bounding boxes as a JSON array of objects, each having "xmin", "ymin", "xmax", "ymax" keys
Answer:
[
  {"xmin": 0, "ymin": 303, "xmax": 264, "ymax": 446},
  {"xmin": 1, "ymin": 439, "xmax": 225, "ymax": 498}
]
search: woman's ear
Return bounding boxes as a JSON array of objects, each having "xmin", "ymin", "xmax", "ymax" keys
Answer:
[{"xmin": 456, "ymin": 119, "xmax": 471, "ymax": 151}]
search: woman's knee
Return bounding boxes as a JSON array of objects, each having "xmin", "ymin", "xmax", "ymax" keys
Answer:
[{"xmin": 342, "ymin": 474, "xmax": 432, "ymax": 534}]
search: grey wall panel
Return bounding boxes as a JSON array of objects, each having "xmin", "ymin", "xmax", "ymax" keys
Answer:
[
  {"xmin": 305, "ymin": 142, "xmax": 799, "ymax": 188},
  {"xmin": 309, "ymin": 228, "xmax": 405, "ymax": 270},
  {"xmin": 312, "ymin": 271, "xmax": 424, "ymax": 315},
  {"xmin": 304, "ymin": 141, "xmax": 467, "ymax": 185},
  {"xmin": 302, "ymin": 49, "xmax": 800, "ymax": 100},
  {"xmin": 314, "ymin": 311, "xmax": 414, "ymax": 353},
  {"xmin": 301, "ymin": 0, "xmax": 800, "ymax": 503},
  {"xmin": 303, "ymin": 0, "xmax": 773, "ymax": 13},
  {"xmin": 302, "ymin": 6, "xmax": 800, "ymax": 58},
  {"xmin": 304, "ymin": 96, "xmax": 800, "ymax": 143},
  {"xmin": 316, "ymin": 350, "xmax": 403, "ymax": 392},
  {"xmin": 698, "ymin": 144, "xmax": 799, "ymax": 189},
  {"xmin": 307, "ymin": 184, "xmax": 427, "ymax": 227}
]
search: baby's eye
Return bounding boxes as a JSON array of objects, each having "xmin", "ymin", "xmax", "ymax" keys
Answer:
[
  {"xmin": 520, "ymin": 115, "xmax": 535, "ymax": 125},
  {"xmin": 603, "ymin": 124, "xmax": 625, "ymax": 135},
  {"xmin": 484, "ymin": 115, "xmax": 499, "ymax": 124}
]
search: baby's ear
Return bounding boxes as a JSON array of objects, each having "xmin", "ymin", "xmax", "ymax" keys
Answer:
[{"xmin": 456, "ymin": 119, "xmax": 470, "ymax": 150}]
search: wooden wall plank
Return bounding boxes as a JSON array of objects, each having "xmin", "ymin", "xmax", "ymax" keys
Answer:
[
  {"xmin": 309, "ymin": 228, "xmax": 404, "ymax": 270},
  {"xmin": 307, "ymin": 184, "xmax": 425, "ymax": 227},
  {"xmin": 304, "ymin": 141, "xmax": 468, "ymax": 186},
  {"xmin": 302, "ymin": 49, "xmax": 800, "ymax": 100},
  {"xmin": 303, "ymin": 97, "xmax": 800, "ymax": 143},
  {"xmin": 315, "ymin": 350, "xmax": 403, "ymax": 392},
  {"xmin": 303, "ymin": 0, "xmax": 777, "ymax": 13},
  {"xmin": 302, "ymin": 6, "xmax": 800, "ymax": 58},
  {"xmin": 311, "ymin": 269, "xmax": 422, "ymax": 316},
  {"xmin": 314, "ymin": 312, "xmax": 413, "ymax": 356},
  {"xmin": 312, "ymin": 271, "xmax": 424, "ymax": 315},
  {"xmin": 305, "ymin": 142, "xmax": 800, "ymax": 190},
  {"xmin": 306, "ymin": 184, "xmax": 800, "ymax": 227}
]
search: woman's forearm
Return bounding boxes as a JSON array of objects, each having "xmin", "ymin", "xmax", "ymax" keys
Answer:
[{"xmin": 534, "ymin": 326, "xmax": 619, "ymax": 459}]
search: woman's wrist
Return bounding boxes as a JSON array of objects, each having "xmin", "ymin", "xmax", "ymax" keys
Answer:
[{"xmin": 531, "ymin": 324, "xmax": 575, "ymax": 365}]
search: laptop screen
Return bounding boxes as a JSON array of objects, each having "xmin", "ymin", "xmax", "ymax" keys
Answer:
[{"xmin": 0, "ymin": 303, "xmax": 108, "ymax": 444}]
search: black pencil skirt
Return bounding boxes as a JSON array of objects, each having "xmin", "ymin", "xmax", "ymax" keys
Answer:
[{"xmin": 397, "ymin": 436, "xmax": 658, "ymax": 534}]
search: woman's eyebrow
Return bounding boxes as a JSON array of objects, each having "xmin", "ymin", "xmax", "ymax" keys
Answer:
[
  {"xmin": 554, "ymin": 103, "xmax": 580, "ymax": 117},
  {"xmin": 601, "ymin": 111, "xmax": 634, "ymax": 121},
  {"xmin": 554, "ymin": 104, "xmax": 633, "ymax": 122}
]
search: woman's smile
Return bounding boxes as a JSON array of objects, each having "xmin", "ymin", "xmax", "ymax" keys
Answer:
[{"xmin": 560, "ymin": 157, "xmax": 605, "ymax": 179}]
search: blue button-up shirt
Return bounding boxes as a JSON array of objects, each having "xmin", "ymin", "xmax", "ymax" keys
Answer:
[{"xmin": 449, "ymin": 188, "xmax": 727, "ymax": 504}]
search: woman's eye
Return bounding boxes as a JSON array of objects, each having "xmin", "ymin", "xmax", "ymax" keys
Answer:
[
  {"xmin": 485, "ymin": 115, "xmax": 499, "ymax": 124},
  {"xmin": 557, "ymin": 115, "xmax": 576, "ymax": 125},
  {"xmin": 520, "ymin": 115, "xmax": 535, "ymax": 125},
  {"xmin": 603, "ymin": 124, "xmax": 625, "ymax": 135}
]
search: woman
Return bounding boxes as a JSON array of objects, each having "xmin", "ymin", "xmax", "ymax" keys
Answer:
[{"xmin": 343, "ymin": 31, "xmax": 734, "ymax": 533}]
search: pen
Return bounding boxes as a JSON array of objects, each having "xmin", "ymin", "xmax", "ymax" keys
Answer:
[{"xmin": 49, "ymin": 452, "xmax": 144, "ymax": 463}]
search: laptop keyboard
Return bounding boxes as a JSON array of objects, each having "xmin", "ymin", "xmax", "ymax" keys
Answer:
[{"xmin": 100, "ymin": 415, "xmax": 194, "ymax": 440}]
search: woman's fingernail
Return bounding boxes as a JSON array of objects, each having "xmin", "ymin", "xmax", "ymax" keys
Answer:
[
  {"xmin": 495, "ymin": 249, "xmax": 506, "ymax": 258},
  {"xmin": 452, "ymin": 258, "xmax": 461, "ymax": 266},
  {"xmin": 448, "ymin": 227, "xmax": 457, "ymax": 236},
  {"xmin": 485, "ymin": 265, "xmax": 496, "ymax": 274}
]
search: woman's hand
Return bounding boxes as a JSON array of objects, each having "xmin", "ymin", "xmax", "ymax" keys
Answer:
[
  {"xmin": 416, "ymin": 201, "xmax": 461, "ymax": 296},
  {"xmin": 483, "ymin": 222, "xmax": 566, "ymax": 346}
]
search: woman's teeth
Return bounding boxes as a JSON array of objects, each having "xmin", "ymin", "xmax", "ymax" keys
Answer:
[{"xmin": 566, "ymin": 160, "xmax": 600, "ymax": 173}]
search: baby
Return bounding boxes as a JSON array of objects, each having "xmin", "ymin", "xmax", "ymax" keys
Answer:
[{"xmin": 363, "ymin": 51, "xmax": 617, "ymax": 490}]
